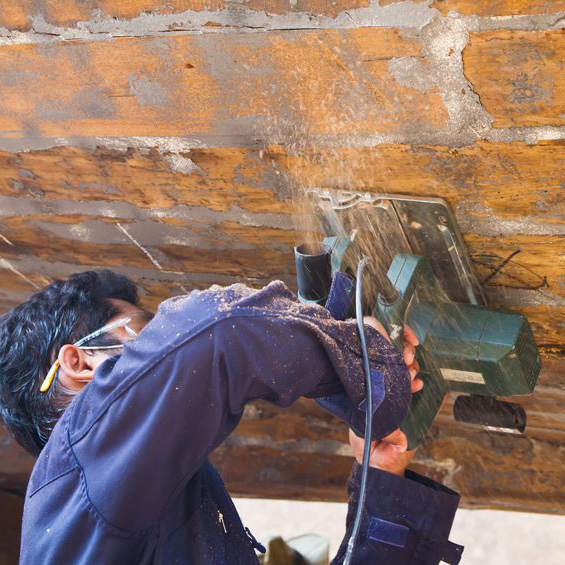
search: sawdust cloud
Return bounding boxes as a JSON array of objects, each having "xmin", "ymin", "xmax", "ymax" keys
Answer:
[{"xmin": 254, "ymin": 36, "xmax": 495, "ymax": 454}]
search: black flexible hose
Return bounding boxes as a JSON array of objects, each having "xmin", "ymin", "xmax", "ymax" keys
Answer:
[{"xmin": 344, "ymin": 257, "xmax": 373, "ymax": 565}]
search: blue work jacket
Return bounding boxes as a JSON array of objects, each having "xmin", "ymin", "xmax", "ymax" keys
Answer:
[{"xmin": 20, "ymin": 281, "xmax": 462, "ymax": 564}]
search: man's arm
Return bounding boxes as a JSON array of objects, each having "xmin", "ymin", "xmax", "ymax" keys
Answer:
[
  {"xmin": 330, "ymin": 320, "xmax": 463, "ymax": 565},
  {"xmin": 68, "ymin": 286, "xmax": 410, "ymax": 532}
]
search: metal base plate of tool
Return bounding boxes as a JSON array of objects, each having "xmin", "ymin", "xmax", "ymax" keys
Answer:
[{"xmin": 308, "ymin": 189, "xmax": 486, "ymax": 308}]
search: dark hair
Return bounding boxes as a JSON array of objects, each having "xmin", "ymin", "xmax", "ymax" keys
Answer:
[{"xmin": 0, "ymin": 270, "xmax": 138, "ymax": 456}]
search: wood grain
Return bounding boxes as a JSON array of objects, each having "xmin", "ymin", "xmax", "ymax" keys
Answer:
[
  {"xmin": 0, "ymin": 30, "xmax": 446, "ymax": 140},
  {"xmin": 431, "ymin": 0, "xmax": 565, "ymax": 16},
  {"xmin": 0, "ymin": 0, "xmax": 371, "ymax": 30},
  {"xmin": 0, "ymin": 141, "xmax": 562, "ymax": 354},
  {"xmin": 265, "ymin": 141, "xmax": 565, "ymax": 227},
  {"xmin": 2, "ymin": 141, "xmax": 564, "ymax": 221},
  {"xmin": 464, "ymin": 31, "xmax": 565, "ymax": 128}
]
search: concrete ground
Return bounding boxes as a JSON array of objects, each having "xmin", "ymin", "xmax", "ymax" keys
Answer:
[{"xmin": 234, "ymin": 498, "xmax": 565, "ymax": 564}]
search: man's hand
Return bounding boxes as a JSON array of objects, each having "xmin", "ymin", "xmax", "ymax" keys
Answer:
[
  {"xmin": 349, "ymin": 428, "xmax": 415, "ymax": 476},
  {"xmin": 363, "ymin": 317, "xmax": 423, "ymax": 394},
  {"xmin": 350, "ymin": 319, "xmax": 423, "ymax": 476}
]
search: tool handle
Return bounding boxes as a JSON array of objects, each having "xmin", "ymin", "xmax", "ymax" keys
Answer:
[
  {"xmin": 376, "ymin": 254, "xmax": 444, "ymax": 450},
  {"xmin": 376, "ymin": 254, "xmax": 435, "ymax": 349}
]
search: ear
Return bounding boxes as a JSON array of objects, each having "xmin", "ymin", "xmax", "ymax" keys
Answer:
[{"xmin": 57, "ymin": 344, "xmax": 96, "ymax": 391}]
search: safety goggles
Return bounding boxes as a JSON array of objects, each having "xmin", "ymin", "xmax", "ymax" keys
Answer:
[{"xmin": 39, "ymin": 313, "xmax": 147, "ymax": 394}]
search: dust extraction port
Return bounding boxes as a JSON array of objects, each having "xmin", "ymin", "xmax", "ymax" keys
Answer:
[{"xmin": 294, "ymin": 242, "xmax": 332, "ymax": 303}]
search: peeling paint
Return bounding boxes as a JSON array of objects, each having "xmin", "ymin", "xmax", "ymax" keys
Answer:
[
  {"xmin": 2, "ymin": 124, "xmax": 565, "ymax": 154},
  {"xmin": 164, "ymin": 154, "xmax": 206, "ymax": 175},
  {"xmin": 388, "ymin": 56, "xmax": 437, "ymax": 91},
  {"xmin": 420, "ymin": 16, "xmax": 493, "ymax": 143},
  {"xmin": 0, "ymin": 1, "xmax": 438, "ymax": 48}
]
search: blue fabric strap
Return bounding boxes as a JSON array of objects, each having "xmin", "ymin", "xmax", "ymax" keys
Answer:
[
  {"xmin": 367, "ymin": 517, "xmax": 409, "ymax": 548},
  {"xmin": 324, "ymin": 272, "xmax": 355, "ymax": 321},
  {"xmin": 357, "ymin": 369, "xmax": 386, "ymax": 414},
  {"xmin": 442, "ymin": 540, "xmax": 464, "ymax": 564}
]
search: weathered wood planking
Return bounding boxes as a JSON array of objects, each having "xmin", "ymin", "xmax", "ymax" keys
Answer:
[
  {"xmin": 0, "ymin": 30, "xmax": 447, "ymax": 140},
  {"xmin": 2, "ymin": 142, "xmax": 564, "ymax": 223},
  {"xmin": 265, "ymin": 141, "xmax": 565, "ymax": 228},
  {"xmin": 0, "ymin": 142, "xmax": 562, "ymax": 353},
  {"xmin": 3, "ymin": 0, "xmax": 565, "ymax": 30},
  {"xmin": 430, "ymin": 0, "xmax": 565, "ymax": 16},
  {"xmin": 382, "ymin": 0, "xmax": 565, "ymax": 17},
  {"xmin": 464, "ymin": 31, "xmax": 565, "ymax": 128},
  {"xmin": 0, "ymin": 490, "xmax": 24, "ymax": 563},
  {"xmin": 0, "ymin": 0, "xmax": 564, "ymax": 519},
  {"xmin": 0, "ymin": 147, "xmax": 290, "ymax": 214},
  {"xmin": 211, "ymin": 372, "xmax": 565, "ymax": 515},
  {"xmin": 0, "ymin": 0, "xmax": 372, "ymax": 30}
]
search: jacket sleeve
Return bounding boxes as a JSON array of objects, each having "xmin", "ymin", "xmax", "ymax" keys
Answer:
[
  {"xmin": 68, "ymin": 300, "xmax": 409, "ymax": 532},
  {"xmin": 332, "ymin": 463, "xmax": 464, "ymax": 565}
]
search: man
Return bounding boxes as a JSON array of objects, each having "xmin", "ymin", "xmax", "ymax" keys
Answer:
[{"xmin": 0, "ymin": 270, "xmax": 463, "ymax": 563}]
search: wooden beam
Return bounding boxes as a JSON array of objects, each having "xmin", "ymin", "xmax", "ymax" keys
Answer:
[
  {"xmin": 0, "ymin": 0, "xmax": 371, "ymax": 30},
  {"xmin": 431, "ymin": 0, "xmax": 565, "ymax": 17},
  {"xmin": 0, "ymin": 490, "xmax": 23, "ymax": 563},
  {"xmin": 464, "ymin": 31, "xmax": 565, "ymax": 127},
  {"xmin": 0, "ymin": 30, "xmax": 445, "ymax": 140}
]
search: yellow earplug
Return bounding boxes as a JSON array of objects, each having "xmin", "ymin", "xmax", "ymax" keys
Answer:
[{"xmin": 39, "ymin": 360, "xmax": 60, "ymax": 393}]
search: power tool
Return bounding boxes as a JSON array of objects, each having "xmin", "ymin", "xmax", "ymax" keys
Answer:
[{"xmin": 294, "ymin": 190, "xmax": 542, "ymax": 450}]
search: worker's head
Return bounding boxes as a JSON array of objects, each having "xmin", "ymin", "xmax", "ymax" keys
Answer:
[{"xmin": 0, "ymin": 270, "xmax": 148, "ymax": 456}]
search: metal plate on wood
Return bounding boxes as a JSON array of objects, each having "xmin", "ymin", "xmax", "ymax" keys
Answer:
[{"xmin": 307, "ymin": 189, "xmax": 486, "ymax": 307}]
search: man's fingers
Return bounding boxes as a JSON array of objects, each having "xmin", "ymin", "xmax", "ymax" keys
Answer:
[
  {"xmin": 403, "ymin": 325, "xmax": 419, "ymax": 346},
  {"xmin": 348, "ymin": 428, "xmax": 378, "ymax": 465},
  {"xmin": 381, "ymin": 428, "xmax": 408, "ymax": 452},
  {"xmin": 411, "ymin": 377, "xmax": 424, "ymax": 393},
  {"xmin": 403, "ymin": 343, "xmax": 416, "ymax": 366}
]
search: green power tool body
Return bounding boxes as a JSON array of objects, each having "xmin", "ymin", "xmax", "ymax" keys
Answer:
[{"xmin": 298, "ymin": 191, "xmax": 542, "ymax": 449}]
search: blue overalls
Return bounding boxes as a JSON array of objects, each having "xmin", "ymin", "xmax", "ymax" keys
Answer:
[{"xmin": 20, "ymin": 281, "xmax": 463, "ymax": 564}]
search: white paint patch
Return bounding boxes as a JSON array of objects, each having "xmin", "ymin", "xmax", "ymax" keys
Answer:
[
  {"xmin": 116, "ymin": 222, "xmax": 165, "ymax": 271},
  {"xmin": 388, "ymin": 57, "xmax": 437, "ymax": 92},
  {"xmin": 0, "ymin": 234, "xmax": 14, "ymax": 246},
  {"xmin": 164, "ymin": 235, "xmax": 192, "ymax": 246},
  {"xmin": 69, "ymin": 224, "xmax": 93, "ymax": 240},
  {"xmin": 164, "ymin": 154, "xmax": 205, "ymax": 175},
  {"xmin": 0, "ymin": 257, "xmax": 40, "ymax": 289}
]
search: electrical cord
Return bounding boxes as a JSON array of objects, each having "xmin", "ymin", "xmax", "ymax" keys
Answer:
[{"xmin": 344, "ymin": 257, "xmax": 373, "ymax": 565}]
